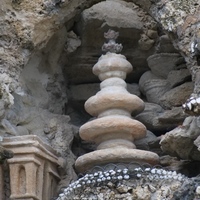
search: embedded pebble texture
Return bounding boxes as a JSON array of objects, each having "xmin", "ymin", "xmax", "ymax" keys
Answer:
[{"xmin": 57, "ymin": 165, "xmax": 200, "ymax": 200}]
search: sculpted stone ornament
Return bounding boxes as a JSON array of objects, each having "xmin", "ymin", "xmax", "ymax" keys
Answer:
[
  {"xmin": 57, "ymin": 164, "xmax": 200, "ymax": 200},
  {"xmin": 74, "ymin": 30, "xmax": 159, "ymax": 173},
  {"xmin": 2, "ymin": 135, "xmax": 64, "ymax": 200},
  {"xmin": 102, "ymin": 29, "xmax": 123, "ymax": 53}
]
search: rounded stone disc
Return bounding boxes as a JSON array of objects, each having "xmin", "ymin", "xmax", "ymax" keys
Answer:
[{"xmin": 75, "ymin": 148, "xmax": 160, "ymax": 173}]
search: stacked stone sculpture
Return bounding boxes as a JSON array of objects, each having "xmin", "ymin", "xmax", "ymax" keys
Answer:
[{"xmin": 75, "ymin": 30, "xmax": 159, "ymax": 172}]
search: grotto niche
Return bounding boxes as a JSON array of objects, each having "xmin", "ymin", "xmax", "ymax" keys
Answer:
[
  {"xmin": 57, "ymin": 29, "xmax": 200, "ymax": 200},
  {"xmin": 0, "ymin": 0, "xmax": 200, "ymax": 199}
]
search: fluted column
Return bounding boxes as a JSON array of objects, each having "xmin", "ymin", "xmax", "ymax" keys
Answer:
[{"xmin": 75, "ymin": 30, "xmax": 159, "ymax": 172}]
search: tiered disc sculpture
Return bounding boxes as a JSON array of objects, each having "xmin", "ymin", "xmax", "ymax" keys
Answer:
[{"xmin": 75, "ymin": 30, "xmax": 159, "ymax": 172}]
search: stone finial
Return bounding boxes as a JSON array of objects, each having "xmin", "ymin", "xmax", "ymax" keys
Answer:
[{"xmin": 102, "ymin": 29, "xmax": 123, "ymax": 53}]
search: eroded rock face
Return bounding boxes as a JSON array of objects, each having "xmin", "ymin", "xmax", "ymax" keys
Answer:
[
  {"xmin": 160, "ymin": 116, "xmax": 200, "ymax": 161},
  {"xmin": 63, "ymin": 0, "xmax": 158, "ymax": 84},
  {"xmin": 139, "ymin": 71, "xmax": 171, "ymax": 105},
  {"xmin": 149, "ymin": 0, "xmax": 200, "ymax": 116},
  {"xmin": 0, "ymin": 0, "xmax": 106, "ymax": 190},
  {"xmin": 1, "ymin": 0, "xmax": 200, "ymax": 198},
  {"xmin": 147, "ymin": 53, "xmax": 183, "ymax": 79},
  {"xmin": 135, "ymin": 103, "xmax": 181, "ymax": 134}
]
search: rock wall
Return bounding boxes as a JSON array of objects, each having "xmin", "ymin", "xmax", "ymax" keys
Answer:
[
  {"xmin": 0, "ymin": 0, "xmax": 104, "ymax": 191},
  {"xmin": 1, "ymin": 0, "xmax": 200, "ymax": 198}
]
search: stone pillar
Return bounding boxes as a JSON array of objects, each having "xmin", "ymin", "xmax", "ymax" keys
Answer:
[
  {"xmin": 2, "ymin": 135, "xmax": 64, "ymax": 200},
  {"xmin": 75, "ymin": 30, "xmax": 159, "ymax": 172}
]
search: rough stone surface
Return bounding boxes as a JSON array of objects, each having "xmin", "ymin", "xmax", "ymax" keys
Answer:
[
  {"xmin": 0, "ymin": 1, "xmax": 84, "ymax": 188},
  {"xmin": 139, "ymin": 71, "xmax": 171, "ymax": 105},
  {"xmin": 167, "ymin": 68, "xmax": 191, "ymax": 88},
  {"xmin": 157, "ymin": 107, "xmax": 188, "ymax": 124},
  {"xmin": 159, "ymin": 82, "xmax": 193, "ymax": 109},
  {"xmin": 63, "ymin": 0, "xmax": 158, "ymax": 84},
  {"xmin": 57, "ymin": 165, "xmax": 200, "ymax": 200},
  {"xmin": 1, "ymin": 0, "xmax": 200, "ymax": 198},
  {"xmin": 0, "ymin": 0, "xmax": 102, "ymax": 90},
  {"xmin": 147, "ymin": 53, "xmax": 183, "ymax": 79},
  {"xmin": 69, "ymin": 82, "xmax": 141, "ymax": 104},
  {"xmin": 135, "ymin": 103, "xmax": 167, "ymax": 133},
  {"xmin": 135, "ymin": 103, "xmax": 187, "ymax": 134},
  {"xmin": 157, "ymin": 35, "xmax": 179, "ymax": 53},
  {"xmin": 134, "ymin": 130, "xmax": 157, "ymax": 151},
  {"xmin": 160, "ymin": 116, "xmax": 200, "ymax": 160},
  {"xmin": 149, "ymin": 0, "xmax": 200, "ymax": 116}
]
